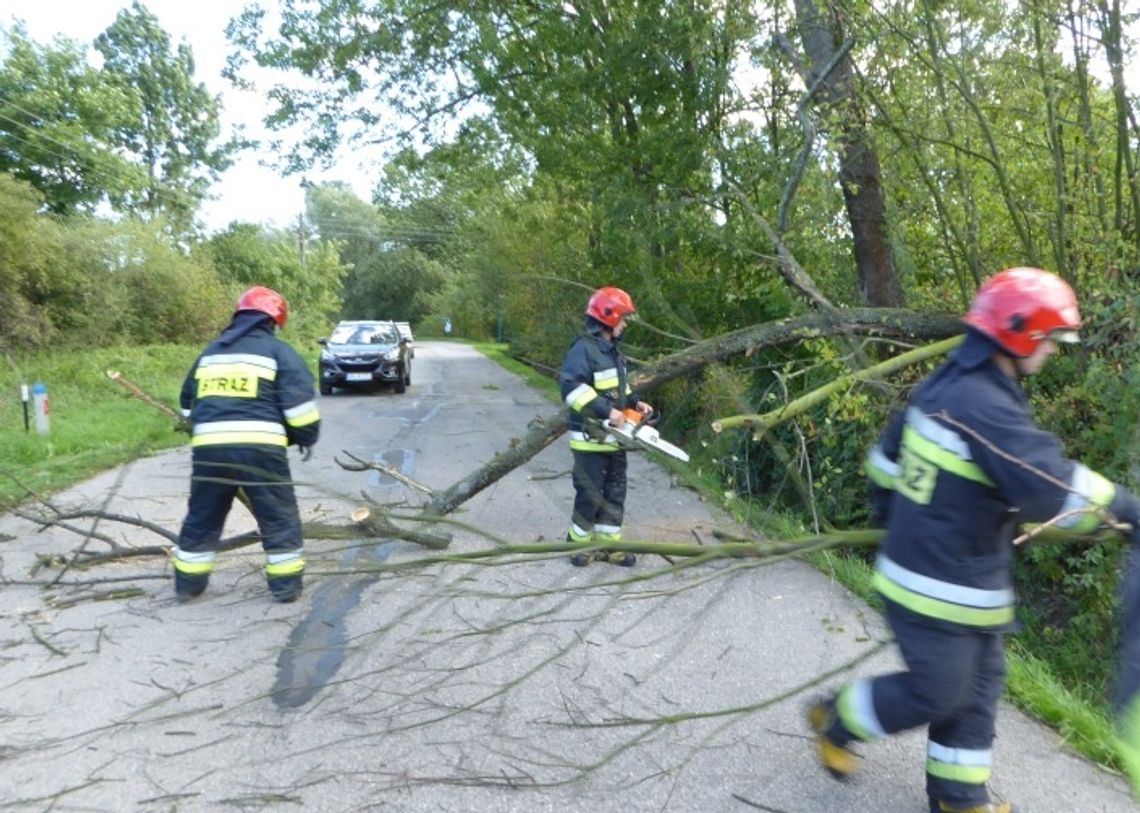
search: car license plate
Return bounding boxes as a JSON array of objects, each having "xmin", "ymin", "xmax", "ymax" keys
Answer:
[{"xmin": 346, "ymin": 372, "xmax": 372, "ymax": 382}]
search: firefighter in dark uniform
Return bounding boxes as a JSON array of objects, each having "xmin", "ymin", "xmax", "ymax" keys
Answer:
[
  {"xmin": 808, "ymin": 268, "xmax": 1140, "ymax": 813},
  {"xmin": 173, "ymin": 286, "xmax": 321, "ymax": 603},
  {"xmin": 560, "ymin": 286, "xmax": 653, "ymax": 567}
]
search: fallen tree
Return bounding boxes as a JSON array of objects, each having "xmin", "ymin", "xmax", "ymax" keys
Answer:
[
  {"xmin": 4, "ymin": 308, "xmax": 965, "ymax": 585},
  {"xmin": 426, "ymin": 307, "xmax": 963, "ymax": 516}
]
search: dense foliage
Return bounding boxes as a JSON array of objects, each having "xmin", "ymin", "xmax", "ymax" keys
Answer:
[{"xmin": 1, "ymin": 4, "xmax": 236, "ymax": 226}]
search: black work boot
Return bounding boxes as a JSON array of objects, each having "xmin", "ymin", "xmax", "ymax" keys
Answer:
[
  {"xmin": 929, "ymin": 800, "xmax": 1012, "ymax": 813},
  {"xmin": 174, "ymin": 573, "xmax": 208, "ymax": 601},
  {"xmin": 273, "ymin": 585, "xmax": 303, "ymax": 603},
  {"xmin": 568, "ymin": 533, "xmax": 594, "ymax": 566},
  {"xmin": 268, "ymin": 575, "xmax": 303, "ymax": 603},
  {"xmin": 806, "ymin": 697, "xmax": 861, "ymax": 780},
  {"xmin": 569, "ymin": 552, "xmax": 592, "ymax": 567}
]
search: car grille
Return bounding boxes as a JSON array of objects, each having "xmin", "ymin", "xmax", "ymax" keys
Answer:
[{"xmin": 336, "ymin": 355, "xmax": 381, "ymax": 371}]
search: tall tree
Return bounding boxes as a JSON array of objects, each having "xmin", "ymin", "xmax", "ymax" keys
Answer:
[
  {"xmin": 226, "ymin": 1, "xmax": 752, "ymax": 329},
  {"xmin": 95, "ymin": 1, "xmax": 235, "ymax": 228},
  {"xmin": 0, "ymin": 24, "xmax": 142, "ymax": 214}
]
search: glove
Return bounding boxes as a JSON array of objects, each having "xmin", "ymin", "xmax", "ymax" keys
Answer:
[
  {"xmin": 174, "ymin": 417, "xmax": 191, "ymax": 435},
  {"xmin": 297, "ymin": 446, "xmax": 313, "ymax": 462}
]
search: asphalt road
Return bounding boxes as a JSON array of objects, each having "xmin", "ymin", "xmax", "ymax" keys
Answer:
[{"xmin": 0, "ymin": 341, "xmax": 1134, "ymax": 812}]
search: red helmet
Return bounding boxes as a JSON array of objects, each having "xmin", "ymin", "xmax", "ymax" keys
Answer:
[
  {"xmin": 962, "ymin": 267, "xmax": 1080, "ymax": 357},
  {"xmin": 586, "ymin": 287, "xmax": 636, "ymax": 328},
  {"xmin": 236, "ymin": 286, "xmax": 289, "ymax": 328}
]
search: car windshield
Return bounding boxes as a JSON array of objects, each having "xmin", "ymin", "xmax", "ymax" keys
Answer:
[{"xmin": 330, "ymin": 324, "xmax": 398, "ymax": 345}]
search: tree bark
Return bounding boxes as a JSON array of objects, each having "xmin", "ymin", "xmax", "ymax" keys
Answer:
[{"xmin": 792, "ymin": 0, "xmax": 905, "ymax": 307}]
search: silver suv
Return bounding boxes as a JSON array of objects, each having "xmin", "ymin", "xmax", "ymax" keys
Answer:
[{"xmin": 318, "ymin": 320, "xmax": 411, "ymax": 395}]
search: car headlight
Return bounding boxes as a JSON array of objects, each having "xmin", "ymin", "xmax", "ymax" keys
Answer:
[
  {"xmin": 384, "ymin": 348, "xmax": 401, "ymax": 361},
  {"xmin": 320, "ymin": 351, "xmax": 335, "ymax": 362}
]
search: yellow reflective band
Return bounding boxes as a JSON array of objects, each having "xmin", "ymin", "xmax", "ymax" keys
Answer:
[
  {"xmin": 266, "ymin": 558, "xmax": 304, "ymax": 577},
  {"xmin": 569, "ymin": 438, "xmax": 619, "ymax": 452},
  {"xmin": 925, "ymin": 758, "xmax": 991, "ymax": 785},
  {"xmin": 568, "ymin": 524, "xmax": 593, "ymax": 543},
  {"xmin": 873, "ymin": 571, "xmax": 1015, "ymax": 627},
  {"xmin": 902, "ymin": 426, "xmax": 995, "ymax": 486},
  {"xmin": 836, "ymin": 683, "xmax": 883, "ymax": 742},
  {"xmin": 284, "ymin": 400, "xmax": 320, "ymax": 428},
  {"xmin": 192, "ymin": 432, "xmax": 289, "ymax": 447},
  {"xmin": 173, "ymin": 559, "xmax": 215, "ymax": 576},
  {"xmin": 865, "ymin": 448, "xmax": 899, "ymax": 490},
  {"xmin": 593, "ymin": 367, "xmax": 618, "ymax": 388},
  {"xmin": 566, "ymin": 383, "xmax": 597, "ymax": 412},
  {"xmin": 287, "ymin": 410, "xmax": 320, "ymax": 428}
]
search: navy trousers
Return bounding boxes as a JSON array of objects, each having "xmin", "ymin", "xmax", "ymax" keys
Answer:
[
  {"xmin": 831, "ymin": 601, "xmax": 1005, "ymax": 807},
  {"xmin": 176, "ymin": 446, "xmax": 303, "ymax": 598},
  {"xmin": 570, "ymin": 450, "xmax": 628, "ymax": 535}
]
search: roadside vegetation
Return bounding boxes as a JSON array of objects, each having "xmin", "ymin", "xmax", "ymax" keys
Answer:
[{"xmin": 3, "ymin": 0, "xmax": 1140, "ymax": 782}]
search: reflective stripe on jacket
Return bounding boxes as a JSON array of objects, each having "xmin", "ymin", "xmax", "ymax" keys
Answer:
[
  {"xmin": 864, "ymin": 333, "xmax": 1117, "ymax": 630},
  {"xmin": 180, "ymin": 319, "xmax": 320, "ymax": 449},
  {"xmin": 559, "ymin": 320, "xmax": 635, "ymax": 452}
]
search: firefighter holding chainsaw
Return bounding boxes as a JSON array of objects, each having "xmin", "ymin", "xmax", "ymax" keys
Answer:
[
  {"xmin": 809, "ymin": 267, "xmax": 1140, "ymax": 812},
  {"xmin": 173, "ymin": 286, "xmax": 320, "ymax": 603},
  {"xmin": 560, "ymin": 286, "xmax": 653, "ymax": 567}
]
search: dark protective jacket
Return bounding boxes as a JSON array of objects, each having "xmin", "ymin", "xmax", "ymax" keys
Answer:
[
  {"xmin": 560, "ymin": 318, "xmax": 637, "ymax": 452},
  {"xmin": 179, "ymin": 312, "xmax": 321, "ymax": 449},
  {"xmin": 864, "ymin": 330, "xmax": 1124, "ymax": 631}
]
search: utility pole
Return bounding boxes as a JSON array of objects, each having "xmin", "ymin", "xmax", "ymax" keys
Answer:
[{"xmin": 297, "ymin": 214, "xmax": 307, "ymax": 268}]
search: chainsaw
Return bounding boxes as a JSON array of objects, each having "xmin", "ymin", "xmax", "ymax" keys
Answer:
[{"xmin": 603, "ymin": 408, "xmax": 690, "ymax": 463}]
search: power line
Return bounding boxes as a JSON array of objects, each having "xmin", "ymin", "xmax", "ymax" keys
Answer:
[{"xmin": 0, "ymin": 107, "xmax": 204, "ymax": 214}]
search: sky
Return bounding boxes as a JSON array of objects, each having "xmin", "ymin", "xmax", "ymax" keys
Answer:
[
  {"xmin": 6, "ymin": 2, "xmax": 1140, "ymax": 234},
  {"xmin": 5, "ymin": 0, "xmax": 376, "ymax": 233}
]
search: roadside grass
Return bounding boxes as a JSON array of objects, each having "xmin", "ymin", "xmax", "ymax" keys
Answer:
[
  {"xmin": 1, "ymin": 345, "xmax": 198, "ymax": 505},
  {"xmin": 472, "ymin": 341, "xmax": 561, "ymax": 397},
  {"xmin": 0, "ymin": 340, "xmax": 1123, "ymax": 776}
]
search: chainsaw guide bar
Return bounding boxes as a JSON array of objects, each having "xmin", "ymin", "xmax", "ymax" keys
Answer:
[{"xmin": 603, "ymin": 412, "xmax": 690, "ymax": 463}]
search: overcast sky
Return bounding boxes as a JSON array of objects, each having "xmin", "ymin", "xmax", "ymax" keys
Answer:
[{"xmin": 5, "ymin": 0, "xmax": 375, "ymax": 233}]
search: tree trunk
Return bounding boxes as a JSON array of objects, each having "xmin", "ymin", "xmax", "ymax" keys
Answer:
[
  {"xmin": 792, "ymin": 0, "xmax": 905, "ymax": 307},
  {"xmin": 1095, "ymin": 0, "xmax": 1140, "ymax": 249}
]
